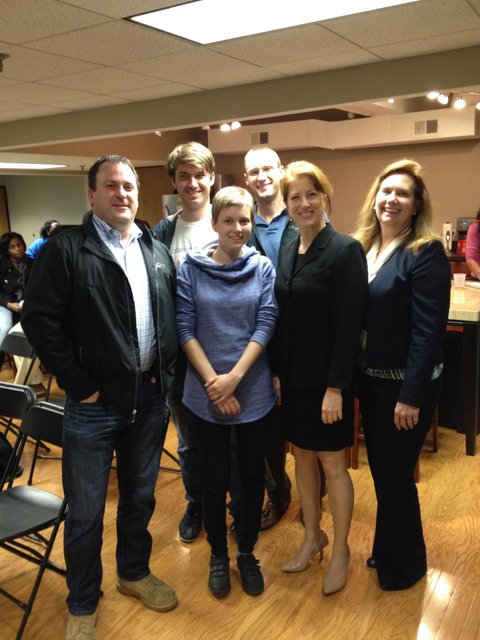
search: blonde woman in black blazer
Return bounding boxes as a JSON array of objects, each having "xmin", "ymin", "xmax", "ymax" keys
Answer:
[
  {"xmin": 354, "ymin": 159, "xmax": 450, "ymax": 590},
  {"xmin": 274, "ymin": 161, "xmax": 368, "ymax": 595}
]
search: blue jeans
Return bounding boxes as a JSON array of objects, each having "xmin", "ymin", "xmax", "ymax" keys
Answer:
[
  {"xmin": 170, "ymin": 401, "xmax": 204, "ymax": 505},
  {"xmin": 62, "ymin": 381, "xmax": 167, "ymax": 615}
]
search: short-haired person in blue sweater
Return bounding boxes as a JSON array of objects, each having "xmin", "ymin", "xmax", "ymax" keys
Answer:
[{"xmin": 176, "ymin": 186, "xmax": 278, "ymax": 598}]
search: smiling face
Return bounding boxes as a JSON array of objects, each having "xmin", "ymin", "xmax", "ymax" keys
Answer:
[
  {"xmin": 374, "ymin": 172, "xmax": 416, "ymax": 236},
  {"xmin": 244, "ymin": 148, "xmax": 284, "ymax": 206},
  {"xmin": 88, "ymin": 161, "xmax": 138, "ymax": 237},
  {"xmin": 285, "ymin": 175, "xmax": 326, "ymax": 234},
  {"xmin": 172, "ymin": 163, "xmax": 214, "ymax": 214},
  {"xmin": 8, "ymin": 237, "xmax": 26, "ymax": 262},
  {"xmin": 213, "ymin": 205, "xmax": 252, "ymax": 258}
]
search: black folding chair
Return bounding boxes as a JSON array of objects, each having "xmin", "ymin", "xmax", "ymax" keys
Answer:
[
  {"xmin": 0, "ymin": 381, "xmax": 36, "ymax": 441},
  {"xmin": 0, "ymin": 331, "xmax": 53, "ymax": 400},
  {"xmin": 0, "ymin": 400, "xmax": 67, "ymax": 640}
]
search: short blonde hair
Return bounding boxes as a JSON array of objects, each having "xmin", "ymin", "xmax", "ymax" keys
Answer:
[
  {"xmin": 211, "ymin": 186, "xmax": 254, "ymax": 223},
  {"xmin": 282, "ymin": 161, "xmax": 333, "ymax": 214},
  {"xmin": 354, "ymin": 159, "xmax": 439, "ymax": 253}
]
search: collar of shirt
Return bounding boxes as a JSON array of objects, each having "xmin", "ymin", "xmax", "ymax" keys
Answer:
[
  {"xmin": 253, "ymin": 206, "xmax": 287, "ymax": 228},
  {"xmin": 92, "ymin": 213, "xmax": 142, "ymax": 248}
]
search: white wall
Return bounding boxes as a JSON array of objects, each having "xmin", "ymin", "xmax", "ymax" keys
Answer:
[{"xmin": 0, "ymin": 174, "xmax": 88, "ymax": 243}]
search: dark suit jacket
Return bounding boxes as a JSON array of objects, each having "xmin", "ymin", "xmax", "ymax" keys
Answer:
[
  {"xmin": 364, "ymin": 239, "xmax": 450, "ymax": 406},
  {"xmin": 274, "ymin": 224, "xmax": 368, "ymax": 391}
]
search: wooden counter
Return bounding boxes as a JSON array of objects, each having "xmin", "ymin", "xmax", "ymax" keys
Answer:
[{"xmin": 449, "ymin": 282, "xmax": 480, "ymax": 322}]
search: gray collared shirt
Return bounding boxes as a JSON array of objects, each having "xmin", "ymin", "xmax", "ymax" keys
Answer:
[{"xmin": 92, "ymin": 214, "xmax": 156, "ymax": 371}]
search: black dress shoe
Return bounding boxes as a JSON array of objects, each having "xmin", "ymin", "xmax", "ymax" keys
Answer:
[
  {"xmin": 208, "ymin": 555, "xmax": 230, "ymax": 597},
  {"xmin": 237, "ymin": 553, "xmax": 264, "ymax": 596},
  {"xmin": 366, "ymin": 557, "xmax": 377, "ymax": 569},
  {"xmin": 179, "ymin": 502, "xmax": 202, "ymax": 543},
  {"xmin": 260, "ymin": 501, "xmax": 290, "ymax": 531}
]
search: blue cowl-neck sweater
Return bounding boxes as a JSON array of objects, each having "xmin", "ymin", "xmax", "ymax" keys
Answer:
[{"xmin": 176, "ymin": 246, "xmax": 278, "ymax": 424}]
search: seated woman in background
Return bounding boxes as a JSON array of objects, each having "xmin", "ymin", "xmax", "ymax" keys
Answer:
[
  {"xmin": 26, "ymin": 218, "xmax": 59, "ymax": 259},
  {"xmin": 466, "ymin": 207, "xmax": 480, "ymax": 278},
  {"xmin": 0, "ymin": 232, "xmax": 43, "ymax": 386},
  {"xmin": 354, "ymin": 159, "xmax": 450, "ymax": 591},
  {"xmin": 176, "ymin": 186, "xmax": 278, "ymax": 599},
  {"xmin": 274, "ymin": 161, "xmax": 368, "ymax": 595}
]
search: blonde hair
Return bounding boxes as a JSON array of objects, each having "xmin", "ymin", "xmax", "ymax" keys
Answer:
[
  {"xmin": 354, "ymin": 159, "xmax": 440, "ymax": 253},
  {"xmin": 167, "ymin": 141, "xmax": 215, "ymax": 177},
  {"xmin": 211, "ymin": 186, "xmax": 254, "ymax": 223},
  {"xmin": 282, "ymin": 161, "xmax": 333, "ymax": 215}
]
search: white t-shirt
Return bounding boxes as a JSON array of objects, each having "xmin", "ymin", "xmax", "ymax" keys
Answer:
[{"xmin": 169, "ymin": 211, "xmax": 218, "ymax": 270}]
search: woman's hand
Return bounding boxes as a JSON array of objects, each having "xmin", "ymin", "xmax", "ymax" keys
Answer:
[
  {"xmin": 7, "ymin": 302, "xmax": 22, "ymax": 314},
  {"xmin": 394, "ymin": 402, "xmax": 419, "ymax": 430},
  {"xmin": 214, "ymin": 395, "xmax": 241, "ymax": 415},
  {"xmin": 273, "ymin": 376, "xmax": 281, "ymax": 406},
  {"xmin": 322, "ymin": 387, "xmax": 343, "ymax": 424},
  {"xmin": 205, "ymin": 372, "xmax": 240, "ymax": 404}
]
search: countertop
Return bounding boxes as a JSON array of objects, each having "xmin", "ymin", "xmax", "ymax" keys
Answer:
[{"xmin": 449, "ymin": 281, "xmax": 480, "ymax": 322}]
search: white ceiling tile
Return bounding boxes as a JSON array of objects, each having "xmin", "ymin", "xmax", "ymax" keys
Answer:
[
  {"xmin": 324, "ymin": 0, "xmax": 480, "ymax": 48},
  {"xmin": 0, "ymin": 0, "xmax": 109, "ymax": 44},
  {"xmin": 0, "ymin": 82, "xmax": 100, "ymax": 105},
  {"xmin": 26, "ymin": 19, "xmax": 188, "ymax": 65},
  {"xmin": 0, "ymin": 42, "xmax": 99, "ymax": 81},
  {"xmin": 370, "ymin": 28, "xmax": 480, "ymax": 59},
  {"xmin": 39, "ymin": 67, "xmax": 165, "ymax": 93},
  {"xmin": 56, "ymin": 95, "xmax": 131, "ymax": 110},
  {"xmin": 210, "ymin": 25, "xmax": 359, "ymax": 66},
  {"xmin": 270, "ymin": 50, "xmax": 381, "ymax": 75},
  {"xmin": 117, "ymin": 48, "xmax": 285, "ymax": 89}
]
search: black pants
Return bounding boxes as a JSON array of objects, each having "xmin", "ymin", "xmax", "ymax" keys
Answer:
[
  {"xmin": 188, "ymin": 407, "xmax": 271, "ymax": 557},
  {"xmin": 264, "ymin": 404, "xmax": 292, "ymax": 507},
  {"xmin": 358, "ymin": 374, "xmax": 441, "ymax": 590}
]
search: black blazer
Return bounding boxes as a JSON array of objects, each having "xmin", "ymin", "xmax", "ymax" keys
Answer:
[
  {"xmin": 364, "ymin": 239, "xmax": 450, "ymax": 406},
  {"xmin": 274, "ymin": 224, "xmax": 368, "ymax": 391}
]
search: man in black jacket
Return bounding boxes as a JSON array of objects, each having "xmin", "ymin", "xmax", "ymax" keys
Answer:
[{"xmin": 22, "ymin": 155, "xmax": 178, "ymax": 640}]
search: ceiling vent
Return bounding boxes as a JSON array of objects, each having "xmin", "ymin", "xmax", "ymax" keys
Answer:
[{"xmin": 413, "ymin": 119, "xmax": 438, "ymax": 136}]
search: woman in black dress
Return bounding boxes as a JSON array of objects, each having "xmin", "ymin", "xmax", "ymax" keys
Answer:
[{"xmin": 275, "ymin": 161, "xmax": 368, "ymax": 595}]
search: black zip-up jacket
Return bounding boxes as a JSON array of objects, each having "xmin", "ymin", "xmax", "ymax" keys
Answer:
[
  {"xmin": 22, "ymin": 218, "xmax": 177, "ymax": 417},
  {"xmin": 0, "ymin": 255, "xmax": 33, "ymax": 318}
]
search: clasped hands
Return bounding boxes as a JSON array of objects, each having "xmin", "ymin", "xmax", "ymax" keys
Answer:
[{"xmin": 205, "ymin": 372, "xmax": 241, "ymax": 415}]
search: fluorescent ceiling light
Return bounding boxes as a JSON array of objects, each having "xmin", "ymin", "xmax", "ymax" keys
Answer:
[
  {"xmin": 0, "ymin": 162, "xmax": 67, "ymax": 170},
  {"xmin": 129, "ymin": 0, "xmax": 420, "ymax": 45}
]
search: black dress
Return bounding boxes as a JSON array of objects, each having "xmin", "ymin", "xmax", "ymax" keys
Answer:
[{"xmin": 273, "ymin": 225, "xmax": 368, "ymax": 452}]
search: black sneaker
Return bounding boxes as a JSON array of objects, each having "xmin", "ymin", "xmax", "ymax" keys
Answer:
[
  {"xmin": 237, "ymin": 554, "xmax": 264, "ymax": 596},
  {"xmin": 179, "ymin": 502, "xmax": 202, "ymax": 543},
  {"xmin": 208, "ymin": 555, "xmax": 230, "ymax": 597}
]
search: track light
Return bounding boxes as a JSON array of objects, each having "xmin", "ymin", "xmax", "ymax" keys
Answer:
[
  {"xmin": 453, "ymin": 95, "xmax": 466, "ymax": 110},
  {"xmin": 437, "ymin": 93, "xmax": 449, "ymax": 105},
  {"xmin": 427, "ymin": 91, "xmax": 439, "ymax": 100}
]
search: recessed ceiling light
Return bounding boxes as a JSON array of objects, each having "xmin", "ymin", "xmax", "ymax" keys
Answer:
[
  {"xmin": 128, "ymin": 0, "xmax": 420, "ymax": 45},
  {"xmin": 0, "ymin": 162, "xmax": 67, "ymax": 170}
]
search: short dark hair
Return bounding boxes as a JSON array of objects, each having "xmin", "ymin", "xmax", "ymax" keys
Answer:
[
  {"xmin": 88, "ymin": 155, "xmax": 139, "ymax": 190},
  {"xmin": 0, "ymin": 232, "xmax": 26, "ymax": 257},
  {"xmin": 40, "ymin": 219, "xmax": 59, "ymax": 239}
]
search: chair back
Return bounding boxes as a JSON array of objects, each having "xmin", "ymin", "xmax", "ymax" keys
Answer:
[
  {"xmin": 0, "ymin": 332, "xmax": 36, "ymax": 359},
  {"xmin": 20, "ymin": 402, "xmax": 64, "ymax": 449},
  {"xmin": 0, "ymin": 382, "xmax": 36, "ymax": 421}
]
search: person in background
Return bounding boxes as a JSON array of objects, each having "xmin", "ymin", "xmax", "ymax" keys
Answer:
[
  {"xmin": 153, "ymin": 141, "xmax": 218, "ymax": 544},
  {"xmin": 274, "ymin": 161, "xmax": 367, "ymax": 595},
  {"xmin": 22, "ymin": 155, "xmax": 178, "ymax": 640},
  {"xmin": 243, "ymin": 146, "xmax": 295, "ymax": 530},
  {"xmin": 354, "ymin": 159, "xmax": 450, "ymax": 590},
  {"xmin": 0, "ymin": 232, "xmax": 43, "ymax": 387},
  {"xmin": 465, "ymin": 206, "xmax": 480, "ymax": 277},
  {"xmin": 26, "ymin": 218, "xmax": 60, "ymax": 258},
  {"xmin": 176, "ymin": 186, "xmax": 277, "ymax": 598}
]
